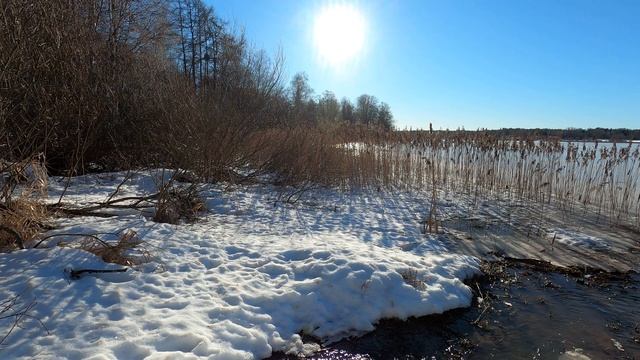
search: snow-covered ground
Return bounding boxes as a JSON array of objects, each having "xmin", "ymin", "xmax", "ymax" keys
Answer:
[
  {"xmin": 548, "ymin": 228, "xmax": 611, "ymax": 251},
  {"xmin": 0, "ymin": 171, "xmax": 479, "ymax": 359}
]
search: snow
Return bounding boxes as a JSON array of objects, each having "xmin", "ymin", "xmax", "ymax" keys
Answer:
[
  {"xmin": 559, "ymin": 349, "xmax": 591, "ymax": 360},
  {"xmin": 0, "ymin": 171, "xmax": 479, "ymax": 359},
  {"xmin": 549, "ymin": 229, "xmax": 610, "ymax": 251}
]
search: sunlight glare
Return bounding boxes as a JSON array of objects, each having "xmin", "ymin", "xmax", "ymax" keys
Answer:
[{"xmin": 313, "ymin": 4, "xmax": 366, "ymax": 68}]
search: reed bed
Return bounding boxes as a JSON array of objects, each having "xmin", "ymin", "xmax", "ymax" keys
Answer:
[{"xmin": 288, "ymin": 129, "xmax": 640, "ymax": 230}]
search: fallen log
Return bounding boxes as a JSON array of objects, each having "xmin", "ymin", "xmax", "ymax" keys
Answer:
[{"xmin": 65, "ymin": 267, "xmax": 128, "ymax": 280}]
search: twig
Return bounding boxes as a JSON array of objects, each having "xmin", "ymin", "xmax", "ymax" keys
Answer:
[
  {"xmin": 274, "ymin": 182, "xmax": 319, "ymax": 206},
  {"xmin": 0, "ymin": 294, "xmax": 49, "ymax": 346},
  {"xmin": 103, "ymin": 170, "xmax": 133, "ymax": 204},
  {"xmin": 46, "ymin": 192, "xmax": 160, "ymax": 218},
  {"xmin": 33, "ymin": 232, "xmax": 116, "ymax": 249}
]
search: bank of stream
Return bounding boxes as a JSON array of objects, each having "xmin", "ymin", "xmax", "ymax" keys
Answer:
[{"xmin": 273, "ymin": 258, "xmax": 639, "ymax": 359}]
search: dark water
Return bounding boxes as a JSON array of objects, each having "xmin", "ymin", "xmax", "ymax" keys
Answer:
[
  {"xmin": 467, "ymin": 267, "xmax": 639, "ymax": 359},
  {"xmin": 271, "ymin": 265, "xmax": 640, "ymax": 360}
]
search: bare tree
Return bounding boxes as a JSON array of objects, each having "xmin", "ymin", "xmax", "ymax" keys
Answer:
[
  {"xmin": 356, "ymin": 94, "xmax": 379, "ymax": 127},
  {"xmin": 340, "ymin": 97, "xmax": 356, "ymax": 125},
  {"xmin": 377, "ymin": 102, "xmax": 394, "ymax": 131},
  {"xmin": 317, "ymin": 91, "xmax": 340, "ymax": 125}
]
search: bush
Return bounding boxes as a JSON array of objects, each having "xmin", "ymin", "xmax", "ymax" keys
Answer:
[{"xmin": 154, "ymin": 185, "xmax": 206, "ymax": 224}]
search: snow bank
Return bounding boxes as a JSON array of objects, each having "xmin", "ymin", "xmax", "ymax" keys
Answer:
[{"xmin": 0, "ymin": 172, "xmax": 479, "ymax": 359}]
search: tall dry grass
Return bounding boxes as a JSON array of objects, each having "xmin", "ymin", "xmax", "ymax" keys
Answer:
[
  {"xmin": 417, "ymin": 135, "xmax": 635, "ymax": 228},
  {"xmin": 253, "ymin": 128, "xmax": 639, "ymax": 230}
]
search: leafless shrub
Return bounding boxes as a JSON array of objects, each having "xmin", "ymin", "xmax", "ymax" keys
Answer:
[
  {"xmin": 173, "ymin": 170, "xmax": 200, "ymax": 183},
  {"xmin": 0, "ymin": 156, "xmax": 48, "ymax": 200},
  {"xmin": 261, "ymin": 129, "xmax": 341, "ymax": 185},
  {"xmin": 154, "ymin": 185, "xmax": 206, "ymax": 224}
]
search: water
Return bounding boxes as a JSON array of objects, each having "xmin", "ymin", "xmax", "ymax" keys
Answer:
[{"xmin": 467, "ymin": 266, "xmax": 639, "ymax": 359}]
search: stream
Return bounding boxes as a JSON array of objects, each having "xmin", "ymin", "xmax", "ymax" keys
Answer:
[{"xmin": 273, "ymin": 261, "xmax": 639, "ymax": 359}]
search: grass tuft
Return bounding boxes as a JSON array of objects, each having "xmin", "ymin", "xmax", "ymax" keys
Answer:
[{"xmin": 400, "ymin": 269, "xmax": 426, "ymax": 291}]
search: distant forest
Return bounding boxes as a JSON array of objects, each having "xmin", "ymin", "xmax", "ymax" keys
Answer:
[
  {"xmin": 486, "ymin": 128, "xmax": 640, "ymax": 141},
  {"xmin": 421, "ymin": 128, "xmax": 640, "ymax": 141}
]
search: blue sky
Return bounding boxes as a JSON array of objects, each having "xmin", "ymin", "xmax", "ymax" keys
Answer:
[{"xmin": 208, "ymin": 0, "xmax": 639, "ymax": 130}]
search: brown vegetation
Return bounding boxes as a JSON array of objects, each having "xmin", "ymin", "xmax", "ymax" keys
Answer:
[
  {"xmin": 0, "ymin": 0, "xmax": 394, "ymax": 180},
  {"xmin": 0, "ymin": 199, "xmax": 48, "ymax": 251},
  {"xmin": 0, "ymin": 0, "xmax": 395, "ymax": 253},
  {"xmin": 77, "ymin": 230, "xmax": 151, "ymax": 267},
  {"xmin": 0, "ymin": 157, "xmax": 50, "ymax": 251},
  {"xmin": 1, "ymin": 0, "xmax": 638, "ymax": 254},
  {"xmin": 400, "ymin": 269, "xmax": 426, "ymax": 291},
  {"xmin": 154, "ymin": 184, "xmax": 206, "ymax": 224}
]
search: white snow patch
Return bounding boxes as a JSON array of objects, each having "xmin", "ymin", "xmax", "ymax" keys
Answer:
[
  {"xmin": 0, "ymin": 172, "xmax": 479, "ymax": 359},
  {"xmin": 559, "ymin": 348, "xmax": 591, "ymax": 360},
  {"xmin": 549, "ymin": 229, "xmax": 610, "ymax": 250}
]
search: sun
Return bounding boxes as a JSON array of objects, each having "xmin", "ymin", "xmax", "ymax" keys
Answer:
[{"xmin": 313, "ymin": 4, "xmax": 366, "ymax": 68}]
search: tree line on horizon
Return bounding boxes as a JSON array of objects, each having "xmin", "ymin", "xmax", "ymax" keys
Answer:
[
  {"xmin": 452, "ymin": 128, "xmax": 640, "ymax": 141},
  {"xmin": 289, "ymin": 73, "xmax": 393, "ymax": 130},
  {"xmin": 403, "ymin": 126, "xmax": 640, "ymax": 141}
]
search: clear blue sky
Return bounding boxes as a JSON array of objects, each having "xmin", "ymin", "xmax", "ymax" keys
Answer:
[{"xmin": 208, "ymin": 0, "xmax": 639, "ymax": 130}]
